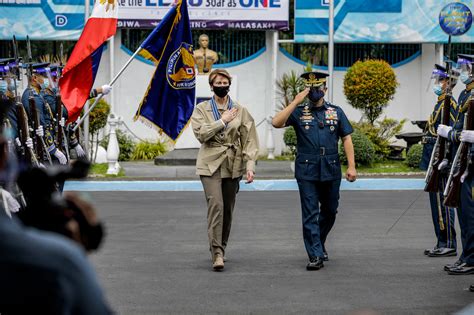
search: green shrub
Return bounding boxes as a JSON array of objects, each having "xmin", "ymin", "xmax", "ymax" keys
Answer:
[
  {"xmin": 88, "ymin": 98, "xmax": 110, "ymax": 135},
  {"xmin": 406, "ymin": 143, "xmax": 423, "ymax": 168},
  {"xmin": 283, "ymin": 126, "xmax": 297, "ymax": 157},
  {"xmin": 339, "ymin": 130, "xmax": 376, "ymax": 166},
  {"xmin": 344, "ymin": 59, "xmax": 398, "ymax": 124},
  {"xmin": 100, "ymin": 130, "xmax": 136, "ymax": 161},
  {"xmin": 131, "ymin": 140, "xmax": 167, "ymax": 160},
  {"xmin": 352, "ymin": 117, "xmax": 406, "ymax": 160}
]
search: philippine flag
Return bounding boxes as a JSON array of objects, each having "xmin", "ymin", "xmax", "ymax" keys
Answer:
[{"xmin": 59, "ymin": 0, "xmax": 118, "ymax": 122}]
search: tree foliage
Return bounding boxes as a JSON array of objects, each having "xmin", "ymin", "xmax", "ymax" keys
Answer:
[{"xmin": 344, "ymin": 59, "xmax": 398, "ymax": 124}]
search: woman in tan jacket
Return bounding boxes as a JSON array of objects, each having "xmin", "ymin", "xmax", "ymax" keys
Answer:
[{"xmin": 191, "ymin": 69, "xmax": 259, "ymax": 271}]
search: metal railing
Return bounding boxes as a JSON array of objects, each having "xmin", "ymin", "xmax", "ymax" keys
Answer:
[
  {"xmin": 280, "ymin": 43, "xmax": 422, "ymax": 68},
  {"xmin": 121, "ymin": 29, "xmax": 266, "ymax": 65},
  {"xmin": 444, "ymin": 43, "xmax": 474, "ymax": 62}
]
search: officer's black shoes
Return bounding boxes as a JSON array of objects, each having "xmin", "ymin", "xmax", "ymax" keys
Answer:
[
  {"xmin": 323, "ymin": 251, "xmax": 329, "ymax": 261},
  {"xmin": 470, "ymin": 285, "xmax": 474, "ymax": 292},
  {"xmin": 447, "ymin": 264, "xmax": 474, "ymax": 275},
  {"xmin": 427, "ymin": 247, "xmax": 456, "ymax": 257},
  {"xmin": 444, "ymin": 260, "xmax": 463, "ymax": 271},
  {"xmin": 306, "ymin": 257, "xmax": 324, "ymax": 271},
  {"xmin": 424, "ymin": 246, "xmax": 438, "ymax": 255}
]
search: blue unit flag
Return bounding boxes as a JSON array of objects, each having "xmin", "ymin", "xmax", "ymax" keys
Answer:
[{"xmin": 134, "ymin": 0, "xmax": 196, "ymax": 142}]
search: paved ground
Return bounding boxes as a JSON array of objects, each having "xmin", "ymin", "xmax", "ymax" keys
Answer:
[
  {"xmin": 115, "ymin": 160, "xmax": 423, "ymax": 180},
  {"xmin": 85, "ymin": 190, "xmax": 473, "ymax": 314},
  {"xmin": 118, "ymin": 160, "xmax": 295, "ymax": 180}
]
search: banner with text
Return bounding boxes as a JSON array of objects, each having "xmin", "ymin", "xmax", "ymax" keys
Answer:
[
  {"xmin": 295, "ymin": 0, "xmax": 474, "ymax": 43},
  {"xmin": 117, "ymin": 0, "xmax": 289, "ymax": 30},
  {"xmin": 0, "ymin": 0, "xmax": 86, "ymax": 40},
  {"xmin": 0, "ymin": 0, "xmax": 289, "ymax": 40}
]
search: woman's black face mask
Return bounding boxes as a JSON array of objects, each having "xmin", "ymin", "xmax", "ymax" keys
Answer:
[
  {"xmin": 308, "ymin": 87, "xmax": 325, "ymax": 104},
  {"xmin": 213, "ymin": 85, "xmax": 230, "ymax": 98}
]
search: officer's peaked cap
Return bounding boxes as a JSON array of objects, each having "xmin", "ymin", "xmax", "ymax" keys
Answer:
[
  {"xmin": 300, "ymin": 71, "xmax": 329, "ymax": 87},
  {"xmin": 457, "ymin": 54, "xmax": 474, "ymax": 64},
  {"xmin": 0, "ymin": 58, "xmax": 15, "ymax": 66},
  {"xmin": 31, "ymin": 62, "xmax": 50, "ymax": 75}
]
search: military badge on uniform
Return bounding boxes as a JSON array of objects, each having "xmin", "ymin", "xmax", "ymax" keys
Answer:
[
  {"xmin": 324, "ymin": 108, "xmax": 338, "ymax": 126},
  {"xmin": 300, "ymin": 107, "xmax": 314, "ymax": 125}
]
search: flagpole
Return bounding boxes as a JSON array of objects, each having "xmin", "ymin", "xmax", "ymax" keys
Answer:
[
  {"xmin": 328, "ymin": 0, "xmax": 335, "ymax": 103},
  {"xmin": 84, "ymin": 0, "xmax": 91, "ymax": 153},
  {"xmin": 72, "ymin": 47, "xmax": 142, "ymax": 132}
]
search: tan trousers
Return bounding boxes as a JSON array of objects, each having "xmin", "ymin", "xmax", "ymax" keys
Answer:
[{"xmin": 200, "ymin": 169, "xmax": 241, "ymax": 259}]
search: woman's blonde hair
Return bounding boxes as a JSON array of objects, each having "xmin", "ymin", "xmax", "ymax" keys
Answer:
[{"xmin": 208, "ymin": 69, "xmax": 232, "ymax": 86}]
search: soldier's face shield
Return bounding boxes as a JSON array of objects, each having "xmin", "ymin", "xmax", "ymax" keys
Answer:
[
  {"xmin": 44, "ymin": 67, "xmax": 57, "ymax": 90},
  {"xmin": 456, "ymin": 58, "xmax": 473, "ymax": 84},
  {"xmin": 431, "ymin": 69, "xmax": 448, "ymax": 86}
]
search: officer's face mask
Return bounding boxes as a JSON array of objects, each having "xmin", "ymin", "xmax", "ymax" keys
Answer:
[
  {"xmin": 213, "ymin": 85, "xmax": 230, "ymax": 98},
  {"xmin": 7, "ymin": 79, "xmax": 15, "ymax": 92},
  {"xmin": 460, "ymin": 71, "xmax": 472, "ymax": 84},
  {"xmin": 308, "ymin": 86, "xmax": 325, "ymax": 104},
  {"xmin": 433, "ymin": 84, "xmax": 443, "ymax": 96},
  {"xmin": 40, "ymin": 78, "xmax": 49, "ymax": 90},
  {"xmin": 0, "ymin": 80, "xmax": 7, "ymax": 94}
]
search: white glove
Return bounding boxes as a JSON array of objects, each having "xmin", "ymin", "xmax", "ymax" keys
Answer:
[
  {"xmin": 60, "ymin": 117, "xmax": 65, "ymax": 127},
  {"xmin": 437, "ymin": 124, "xmax": 452, "ymax": 139},
  {"xmin": 54, "ymin": 149, "xmax": 67, "ymax": 165},
  {"xmin": 438, "ymin": 158, "xmax": 449, "ymax": 171},
  {"xmin": 35, "ymin": 126, "xmax": 44, "ymax": 137},
  {"xmin": 101, "ymin": 84, "xmax": 112, "ymax": 95},
  {"xmin": 15, "ymin": 137, "xmax": 21, "ymax": 147},
  {"xmin": 460, "ymin": 130, "xmax": 474, "ymax": 144},
  {"xmin": 25, "ymin": 137, "xmax": 33, "ymax": 150},
  {"xmin": 74, "ymin": 144, "xmax": 86, "ymax": 158},
  {"xmin": 1, "ymin": 189, "xmax": 20, "ymax": 218}
]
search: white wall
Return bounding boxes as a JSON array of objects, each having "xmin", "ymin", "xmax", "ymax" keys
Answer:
[{"xmin": 95, "ymin": 33, "xmax": 459, "ymax": 156}]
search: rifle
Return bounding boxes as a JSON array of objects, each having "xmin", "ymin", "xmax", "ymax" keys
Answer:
[
  {"xmin": 55, "ymin": 43, "xmax": 70, "ymax": 161},
  {"xmin": 424, "ymin": 37, "xmax": 454, "ymax": 194},
  {"xmin": 444, "ymin": 89, "xmax": 474, "ymax": 207},
  {"xmin": 25, "ymin": 36, "xmax": 52, "ymax": 165},
  {"xmin": 16, "ymin": 102, "xmax": 40, "ymax": 167}
]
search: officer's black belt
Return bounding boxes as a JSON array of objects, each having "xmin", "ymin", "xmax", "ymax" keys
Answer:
[{"xmin": 299, "ymin": 147, "xmax": 338, "ymax": 156}]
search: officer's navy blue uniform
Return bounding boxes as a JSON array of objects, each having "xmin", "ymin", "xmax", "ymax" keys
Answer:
[
  {"xmin": 286, "ymin": 100, "xmax": 353, "ymax": 259},
  {"xmin": 21, "ymin": 87, "xmax": 57, "ymax": 159},
  {"xmin": 449, "ymin": 87, "xmax": 472, "ymax": 263},
  {"xmin": 460, "ymin": 146, "xmax": 474, "ymax": 268},
  {"xmin": 421, "ymin": 94, "xmax": 457, "ymax": 251}
]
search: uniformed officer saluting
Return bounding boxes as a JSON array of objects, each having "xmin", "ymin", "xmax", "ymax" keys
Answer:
[{"xmin": 272, "ymin": 71, "xmax": 357, "ymax": 271}]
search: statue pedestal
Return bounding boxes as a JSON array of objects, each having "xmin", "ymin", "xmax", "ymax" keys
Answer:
[{"xmin": 174, "ymin": 74, "xmax": 238, "ymax": 149}]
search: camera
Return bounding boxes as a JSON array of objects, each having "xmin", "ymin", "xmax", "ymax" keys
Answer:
[{"xmin": 16, "ymin": 160, "xmax": 104, "ymax": 251}]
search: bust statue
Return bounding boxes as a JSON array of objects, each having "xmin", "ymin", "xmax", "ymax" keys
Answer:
[{"xmin": 193, "ymin": 34, "xmax": 219, "ymax": 75}]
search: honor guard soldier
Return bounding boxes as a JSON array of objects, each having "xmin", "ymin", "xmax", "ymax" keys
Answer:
[
  {"xmin": 444, "ymin": 54, "xmax": 474, "ymax": 276},
  {"xmin": 272, "ymin": 71, "xmax": 356, "ymax": 270},
  {"xmin": 422, "ymin": 64, "xmax": 458, "ymax": 257},
  {"xmin": 0, "ymin": 58, "xmax": 35, "ymax": 164},
  {"xmin": 21, "ymin": 63, "xmax": 67, "ymax": 165},
  {"xmin": 40, "ymin": 65, "xmax": 86, "ymax": 159},
  {"xmin": 440, "ymin": 55, "xmax": 474, "ymax": 272}
]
